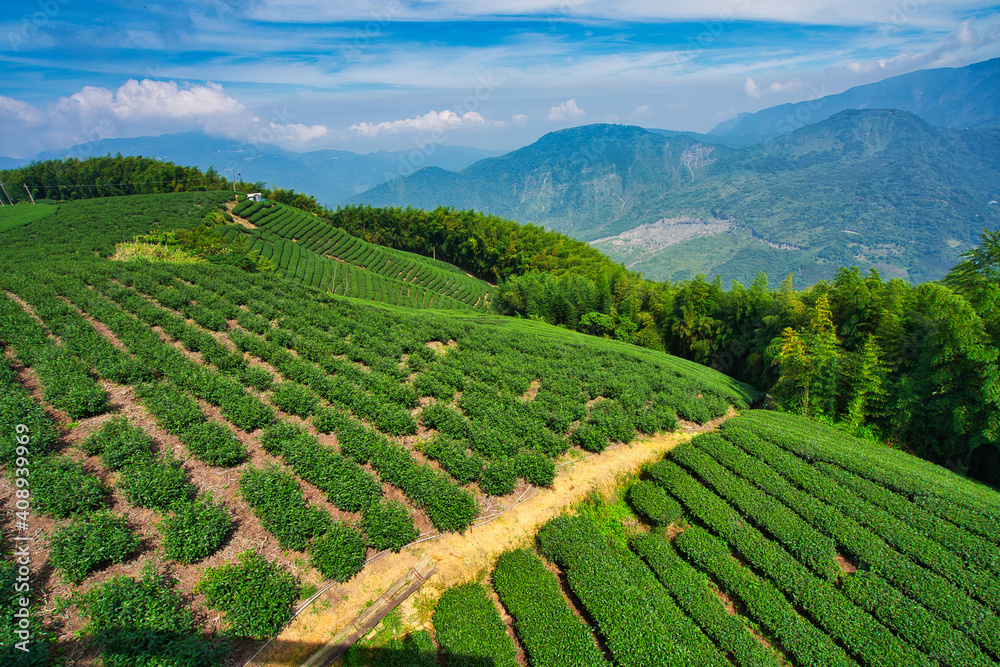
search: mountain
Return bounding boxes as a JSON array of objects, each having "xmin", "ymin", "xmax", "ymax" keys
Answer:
[
  {"xmin": 353, "ymin": 111, "xmax": 1000, "ymax": 285},
  {"xmin": 709, "ymin": 57, "xmax": 1000, "ymax": 146},
  {"xmin": 12, "ymin": 132, "xmax": 504, "ymax": 206}
]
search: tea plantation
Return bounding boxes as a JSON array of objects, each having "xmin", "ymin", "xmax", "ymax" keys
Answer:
[
  {"xmin": 0, "ymin": 193, "xmax": 756, "ymax": 665},
  {"xmin": 3, "ymin": 192, "xmax": 997, "ymax": 666}
]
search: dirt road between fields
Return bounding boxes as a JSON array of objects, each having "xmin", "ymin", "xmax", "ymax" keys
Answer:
[{"xmin": 247, "ymin": 424, "xmax": 713, "ymax": 667}]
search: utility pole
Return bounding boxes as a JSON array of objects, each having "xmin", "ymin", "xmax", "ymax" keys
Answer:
[
  {"xmin": 22, "ymin": 184, "xmax": 35, "ymax": 204},
  {"xmin": 230, "ymin": 168, "xmax": 238, "ymax": 201},
  {"xmin": 0, "ymin": 182, "xmax": 13, "ymax": 206}
]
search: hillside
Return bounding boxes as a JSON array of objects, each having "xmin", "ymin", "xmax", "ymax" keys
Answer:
[
  {"xmin": 354, "ymin": 110, "xmax": 1000, "ymax": 284},
  {"xmin": 0, "ymin": 192, "xmax": 757, "ymax": 666},
  {"xmin": 225, "ymin": 199, "xmax": 494, "ymax": 312}
]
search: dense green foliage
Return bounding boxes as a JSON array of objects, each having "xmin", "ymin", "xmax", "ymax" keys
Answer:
[
  {"xmin": 0, "ymin": 559, "xmax": 50, "ymax": 666},
  {"xmin": 538, "ymin": 514, "xmax": 729, "ymax": 667},
  {"xmin": 48, "ymin": 512, "xmax": 139, "ymax": 584},
  {"xmin": 30, "ymin": 456, "xmax": 107, "ymax": 518},
  {"xmin": 328, "ymin": 203, "xmax": 615, "ymax": 282},
  {"xmin": 492, "ymin": 549, "xmax": 609, "ymax": 667},
  {"xmin": 309, "ymin": 523, "xmax": 367, "ymax": 582},
  {"xmin": 0, "ymin": 155, "xmax": 231, "ymax": 203},
  {"xmin": 158, "ymin": 495, "xmax": 234, "ymax": 564},
  {"xmin": 432, "ymin": 583, "xmax": 517, "ymax": 667},
  {"xmin": 239, "ymin": 464, "xmax": 332, "ymax": 551},
  {"xmin": 75, "ymin": 566, "xmax": 225, "ymax": 667},
  {"xmin": 505, "ymin": 257, "xmax": 1000, "ymax": 484},
  {"xmin": 196, "ymin": 551, "xmax": 299, "ymax": 639},
  {"xmin": 630, "ymin": 533, "xmax": 782, "ymax": 667},
  {"xmin": 627, "ymin": 480, "xmax": 682, "ymax": 527},
  {"xmin": 361, "ymin": 500, "xmax": 419, "ymax": 553}
]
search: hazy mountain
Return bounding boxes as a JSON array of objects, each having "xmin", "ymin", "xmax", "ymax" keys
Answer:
[
  {"xmin": 353, "ymin": 111, "xmax": 1000, "ymax": 285},
  {"xmin": 708, "ymin": 57, "xmax": 1000, "ymax": 146},
  {"xmin": 14, "ymin": 132, "xmax": 505, "ymax": 206}
]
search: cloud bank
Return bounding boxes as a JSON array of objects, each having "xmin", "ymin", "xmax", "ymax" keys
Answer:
[{"xmin": 0, "ymin": 79, "xmax": 328, "ymax": 158}]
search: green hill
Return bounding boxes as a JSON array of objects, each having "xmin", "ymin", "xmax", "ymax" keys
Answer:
[{"xmin": 354, "ymin": 110, "xmax": 1000, "ymax": 285}]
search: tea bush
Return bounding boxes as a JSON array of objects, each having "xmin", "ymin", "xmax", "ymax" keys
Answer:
[
  {"xmin": 159, "ymin": 495, "xmax": 234, "ymax": 564},
  {"xmin": 309, "ymin": 523, "xmax": 366, "ymax": 582},
  {"xmin": 49, "ymin": 512, "xmax": 138, "ymax": 584},
  {"xmin": 196, "ymin": 551, "xmax": 299, "ymax": 639}
]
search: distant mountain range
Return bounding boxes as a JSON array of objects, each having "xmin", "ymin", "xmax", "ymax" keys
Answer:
[
  {"xmin": 10, "ymin": 134, "xmax": 504, "ymax": 206},
  {"xmin": 354, "ymin": 111, "xmax": 1000, "ymax": 285},
  {"xmin": 706, "ymin": 57, "xmax": 1000, "ymax": 146},
  {"xmin": 6, "ymin": 57, "xmax": 999, "ymax": 284}
]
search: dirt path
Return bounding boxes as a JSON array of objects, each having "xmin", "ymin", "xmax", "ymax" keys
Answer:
[{"xmin": 248, "ymin": 427, "xmax": 703, "ymax": 667}]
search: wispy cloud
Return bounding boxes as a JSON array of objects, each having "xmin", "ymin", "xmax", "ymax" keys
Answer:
[{"xmin": 350, "ymin": 109, "xmax": 500, "ymax": 137}]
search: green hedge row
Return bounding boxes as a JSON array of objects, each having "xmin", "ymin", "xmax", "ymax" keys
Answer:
[
  {"xmin": 331, "ymin": 416, "xmax": 478, "ymax": 532},
  {"xmin": 0, "ymin": 360, "xmax": 60, "ymax": 464},
  {"xmin": 75, "ymin": 565, "xmax": 227, "ymax": 666},
  {"xmin": 239, "ymin": 464, "xmax": 332, "ymax": 551},
  {"xmin": 629, "ymin": 533, "xmax": 782, "ymax": 667},
  {"xmin": 0, "ymin": 292, "xmax": 109, "ymax": 418},
  {"xmin": 674, "ymin": 527, "xmax": 853, "ymax": 667},
  {"xmin": 136, "ymin": 382, "xmax": 247, "ymax": 466},
  {"xmin": 725, "ymin": 411, "xmax": 1000, "ymax": 540},
  {"xmin": 647, "ymin": 459, "xmax": 933, "ymax": 667},
  {"xmin": 627, "ymin": 480, "xmax": 682, "ymax": 527},
  {"xmin": 49, "ymin": 511, "xmax": 139, "ymax": 584},
  {"xmin": 717, "ymin": 424, "xmax": 1000, "ymax": 656},
  {"xmin": 421, "ymin": 435, "xmax": 484, "ymax": 485},
  {"xmin": 432, "ymin": 583, "xmax": 517, "ymax": 667},
  {"xmin": 158, "ymin": 494, "xmax": 234, "ymax": 565},
  {"xmin": 30, "ymin": 455, "xmax": 107, "ymax": 517},
  {"xmin": 196, "ymin": 551, "xmax": 299, "ymax": 639},
  {"xmin": 817, "ymin": 461, "xmax": 1000, "ymax": 599},
  {"xmin": 842, "ymin": 570, "xmax": 996, "ymax": 667},
  {"xmin": 491, "ymin": 548, "xmax": 609, "ymax": 667},
  {"xmin": 537, "ymin": 515, "xmax": 729, "ymax": 667},
  {"xmin": 259, "ymin": 420, "xmax": 381, "ymax": 513},
  {"xmin": 670, "ymin": 437, "xmax": 840, "ymax": 580}
]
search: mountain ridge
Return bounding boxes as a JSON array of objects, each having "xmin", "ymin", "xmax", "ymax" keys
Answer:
[{"xmin": 354, "ymin": 110, "xmax": 1000, "ymax": 285}]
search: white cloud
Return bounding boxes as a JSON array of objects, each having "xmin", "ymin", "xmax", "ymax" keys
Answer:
[
  {"xmin": 349, "ymin": 109, "xmax": 493, "ymax": 137},
  {"xmin": 0, "ymin": 79, "xmax": 329, "ymax": 158},
  {"xmin": 846, "ymin": 19, "xmax": 1000, "ymax": 75},
  {"xmin": 512, "ymin": 113, "xmax": 529, "ymax": 127},
  {"xmin": 547, "ymin": 98, "xmax": 586, "ymax": 121},
  {"xmin": 744, "ymin": 77, "xmax": 806, "ymax": 99}
]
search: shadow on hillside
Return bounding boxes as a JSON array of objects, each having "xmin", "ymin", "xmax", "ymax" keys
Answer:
[{"xmin": 74, "ymin": 629, "xmax": 499, "ymax": 667}]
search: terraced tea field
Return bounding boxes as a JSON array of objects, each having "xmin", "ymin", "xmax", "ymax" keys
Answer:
[
  {"xmin": 227, "ymin": 198, "xmax": 493, "ymax": 312},
  {"xmin": 425, "ymin": 410, "xmax": 1000, "ymax": 667}
]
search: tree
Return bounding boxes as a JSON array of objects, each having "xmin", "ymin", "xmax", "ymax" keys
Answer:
[{"xmin": 842, "ymin": 334, "xmax": 889, "ymax": 434}]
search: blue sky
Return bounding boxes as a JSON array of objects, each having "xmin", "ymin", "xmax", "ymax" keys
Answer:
[{"xmin": 1, "ymin": 0, "xmax": 998, "ymax": 157}]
